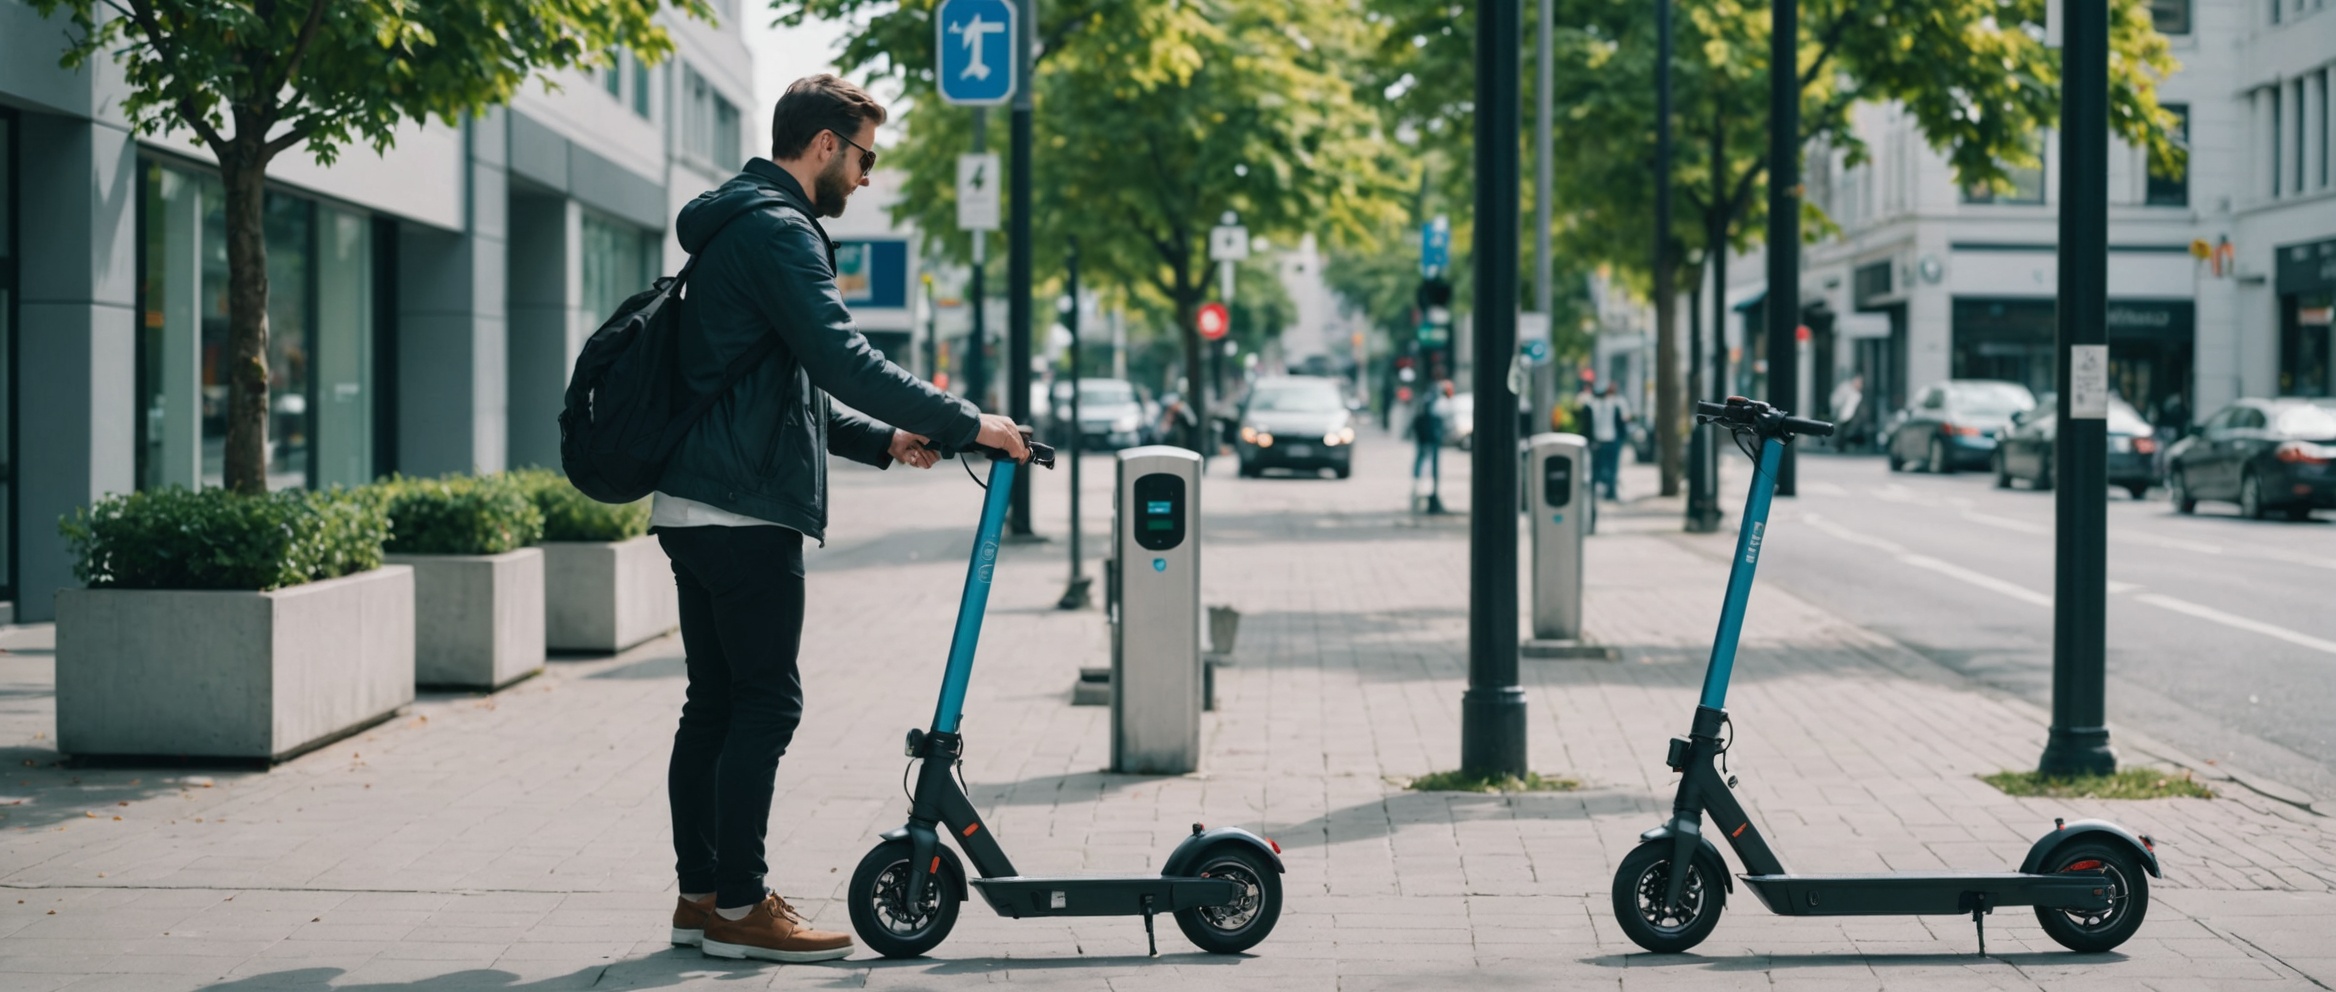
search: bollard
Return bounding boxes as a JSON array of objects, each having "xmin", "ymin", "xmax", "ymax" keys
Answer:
[
  {"xmin": 1110, "ymin": 446, "xmax": 1204, "ymax": 773},
  {"xmin": 1524, "ymin": 433, "xmax": 1618, "ymax": 659}
]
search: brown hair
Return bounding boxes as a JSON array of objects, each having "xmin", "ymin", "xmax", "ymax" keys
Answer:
[{"xmin": 770, "ymin": 74, "xmax": 888, "ymax": 161}]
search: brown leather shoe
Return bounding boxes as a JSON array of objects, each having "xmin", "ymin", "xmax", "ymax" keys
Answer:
[
  {"xmin": 701, "ymin": 893, "xmax": 854, "ymax": 962},
  {"xmin": 670, "ymin": 894, "xmax": 716, "ymax": 947}
]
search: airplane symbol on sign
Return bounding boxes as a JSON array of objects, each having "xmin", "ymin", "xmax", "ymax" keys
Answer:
[{"xmin": 949, "ymin": 14, "xmax": 1007, "ymax": 80}]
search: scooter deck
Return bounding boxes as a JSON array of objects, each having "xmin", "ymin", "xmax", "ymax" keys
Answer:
[
  {"xmin": 970, "ymin": 875, "xmax": 1246, "ymax": 919},
  {"xmin": 1741, "ymin": 871, "xmax": 2113, "ymax": 917}
]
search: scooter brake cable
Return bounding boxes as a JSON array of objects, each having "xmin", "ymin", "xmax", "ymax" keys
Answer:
[
  {"xmin": 903, "ymin": 758, "xmax": 919, "ymax": 803},
  {"xmin": 963, "ymin": 456, "xmax": 987, "ymax": 490}
]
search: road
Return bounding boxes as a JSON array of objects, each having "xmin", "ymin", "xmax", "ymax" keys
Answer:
[{"xmin": 1700, "ymin": 451, "xmax": 2336, "ymax": 803}]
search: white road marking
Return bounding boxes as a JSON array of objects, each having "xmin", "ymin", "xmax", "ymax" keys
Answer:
[
  {"xmin": 1898, "ymin": 554, "xmax": 2057, "ymax": 607},
  {"xmin": 2134, "ymin": 594, "xmax": 2336, "ymax": 656}
]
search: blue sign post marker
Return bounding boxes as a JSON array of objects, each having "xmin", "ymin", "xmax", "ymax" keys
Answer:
[
  {"xmin": 1419, "ymin": 216, "xmax": 1451, "ymax": 276},
  {"xmin": 936, "ymin": 0, "xmax": 1017, "ymax": 106}
]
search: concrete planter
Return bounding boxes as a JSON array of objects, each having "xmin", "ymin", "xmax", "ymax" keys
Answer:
[
  {"xmin": 385, "ymin": 548, "xmax": 546, "ymax": 690},
  {"xmin": 541, "ymin": 535, "xmax": 677, "ymax": 653},
  {"xmin": 55, "ymin": 566, "xmax": 416, "ymax": 762}
]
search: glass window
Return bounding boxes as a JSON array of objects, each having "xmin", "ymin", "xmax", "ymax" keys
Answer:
[
  {"xmin": 604, "ymin": 51, "xmax": 623, "ymax": 99},
  {"xmin": 633, "ymin": 55, "xmax": 652, "ymax": 119},
  {"xmin": 0, "ymin": 112, "xmax": 13, "ymax": 600},
  {"xmin": 2146, "ymin": 104, "xmax": 2189, "ymax": 206},
  {"xmin": 139, "ymin": 160, "xmax": 330, "ymax": 492},
  {"xmin": 2150, "ymin": 0, "xmax": 2192, "ymax": 32},
  {"xmin": 314, "ymin": 206, "xmax": 373, "ymax": 488},
  {"xmin": 582, "ymin": 210, "xmax": 658, "ymax": 322}
]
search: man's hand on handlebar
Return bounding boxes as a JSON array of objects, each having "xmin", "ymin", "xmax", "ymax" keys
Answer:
[
  {"xmin": 889, "ymin": 430, "xmax": 941, "ymax": 469},
  {"xmin": 974, "ymin": 413, "xmax": 1032, "ymax": 463}
]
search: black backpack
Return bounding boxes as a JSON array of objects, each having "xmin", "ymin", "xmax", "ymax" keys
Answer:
[{"xmin": 559, "ymin": 196, "xmax": 783, "ymax": 504}]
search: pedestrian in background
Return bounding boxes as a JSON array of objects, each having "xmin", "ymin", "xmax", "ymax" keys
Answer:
[
  {"xmin": 1411, "ymin": 380, "xmax": 1452, "ymax": 484},
  {"xmin": 652, "ymin": 74, "xmax": 1030, "ymax": 965},
  {"xmin": 1585, "ymin": 381, "xmax": 1631, "ymax": 500}
]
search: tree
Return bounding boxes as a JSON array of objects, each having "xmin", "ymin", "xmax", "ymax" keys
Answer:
[
  {"xmin": 780, "ymin": 0, "xmax": 1405, "ymax": 406},
  {"xmin": 34, "ymin": 0, "xmax": 706, "ymax": 494},
  {"xmin": 1359, "ymin": 0, "xmax": 2181, "ymax": 492}
]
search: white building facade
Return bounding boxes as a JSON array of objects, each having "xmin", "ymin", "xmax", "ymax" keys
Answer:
[
  {"xmin": 1722, "ymin": 0, "xmax": 2334, "ymax": 436},
  {"xmin": 0, "ymin": 1, "xmax": 763, "ymax": 621}
]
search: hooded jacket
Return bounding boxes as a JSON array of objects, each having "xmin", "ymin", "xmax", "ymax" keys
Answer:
[{"xmin": 656, "ymin": 159, "xmax": 981, "ymax": 543}]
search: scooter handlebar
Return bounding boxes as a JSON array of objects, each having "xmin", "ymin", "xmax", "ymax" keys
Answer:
[
  {"xmin": 922, "ymin": 426, "xmax": 1057, "ymax": 469},
  {"xmin": 1695, "ymin": 396, "xmax": 1834, "ymax": 439}
]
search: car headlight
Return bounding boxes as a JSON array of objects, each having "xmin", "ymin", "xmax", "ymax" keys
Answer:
[
  {"xmin": 1324, "ymin": 431, "xmax": 1343, "ymax": 446},
  {"xmin": 1113, "ymin": 413, "xmax": 1140, "ymax": 433},
  {"xmin": 1339, "ymin": 426, "xmax": 1356, "ymax": 444},
  {"xmin": 1256, "ymin": 432, "xmax": 1274, "ymax": 448},
  {"xmin": 1240, "ymin": 425, "xmax": 1258, "ymax": 443}
]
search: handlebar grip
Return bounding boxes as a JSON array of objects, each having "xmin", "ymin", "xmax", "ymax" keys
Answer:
[
  {"xmin": 1694, "ymin": 400, "xmax": 1729, "ymax": 420},
  {"xmin": 1782, "ymin": 415, "xmax": 1835, "ymax": 437}
]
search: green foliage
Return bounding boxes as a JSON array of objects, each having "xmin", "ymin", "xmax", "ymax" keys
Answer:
[
  {"xmin": 376, "ymin": 475, "xmax": 546, "ymax": 557},
  {"xmin": 1407, "ymin": 770, "xmax": 1582, "ymax": 794},
  {"xmin": 1984, "ymin": 768, "xmax": 2212, "ymax": 800},
  {"xmin": 509, "ymin": 469, "xmax": 652, "ymax": 543},
  {"xmin": 30, "ymin": 0, "xmax": 707, "ymax": 171},
  {"xmin": 782, "ymin": 0, "xmax": 1407, "ymax": 394},
  {"xmin": 61, "ymin": 487, "xmax": 390, "ymax": 591}
]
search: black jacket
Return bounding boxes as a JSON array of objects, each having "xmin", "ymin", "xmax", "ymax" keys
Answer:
[{"xmin": 656, "ymin": 160, "xmax": 981, "ymax": 543}]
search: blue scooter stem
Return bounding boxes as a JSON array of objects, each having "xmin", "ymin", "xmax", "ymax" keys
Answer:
[
  {"xmin": 1695, "ymin": 435, "xmax": 1783, "ymax": 711},
  {"xmin": 932, "ymin": 458, "xmax": 1017, "ymax": 735}
]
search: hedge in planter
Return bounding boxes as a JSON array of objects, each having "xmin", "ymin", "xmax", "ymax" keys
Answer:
[
  {"xmin": 55, "ymin": 487, "xmax": 414, "ymax": 761},
  {"xmin": 509, "ymin": 469, "xmax": 674, "ymax": 653},
  {"xmin": 376, "ymin": 475, "xmax": 548, "ymax": 689}
]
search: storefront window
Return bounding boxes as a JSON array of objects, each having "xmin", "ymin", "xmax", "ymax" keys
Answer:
[
  {"xmin": 2284, "ymin": 294, "xmax": 2334, "ymax": 397},
  {"xmin": 139, "ymin": 160, "xmax": 369, "ymax": 492},
  {"xmin": 582, "ymin": 210, "xmax": 658, "ymax": 320}
]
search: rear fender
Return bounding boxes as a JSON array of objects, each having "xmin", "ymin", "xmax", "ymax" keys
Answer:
[
  {"xmin": 880, "ymin": 826, "xmax": 971, "ymax": 901},
  {"xmin": 1162, "ymin": 826, "xmax": 1285, "ymax": 876},
  {"xmin": 2020, "ymin": 818, "xmax": 2162, "ymax": 879}
]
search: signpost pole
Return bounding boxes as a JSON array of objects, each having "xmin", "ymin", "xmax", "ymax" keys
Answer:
[
  {"xmin": 967, "ymin": 113, "xmax": 988, "ymax": 413},
  {"xmin": 1463, "ymin": 0, "xmax": 1526, "ymax": 781},
  {"xmin": 1763, "ymin": 0, "xmax": 1800, "ymax": 497},
  {"xmin": 1006, "ymin": 0, "xmax": 1037, "ymax": 538},
  {"xmin": 1059, "ymin": 237, "xmax": 1090, "ymax": 610}
]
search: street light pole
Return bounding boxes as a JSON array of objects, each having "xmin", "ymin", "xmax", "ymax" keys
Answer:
[
  {"xmin": 1006, "ymin": 0, "xmax": 1037, "ymax": 537},
  {"xmin": 1763, "ymin": 0, "xmax": 1799, "ymax": 496},
  {"xmin": 967, "ymin": 109, "xmax": 989, "ymax": 416},
  {"xmin": 2041, "ymin": 0, "xmax": 2117, "ymax": 777},
  {"xmin": 1463, "ymin": 0, "xmax": 1526, "ymax": 780},
  {"xmin": 1533, "ymin": 0, "xmax": 1554, "ymax": 434}
]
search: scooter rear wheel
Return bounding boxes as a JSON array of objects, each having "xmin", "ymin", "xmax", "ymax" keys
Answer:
[
  {"xmin": 1172, "ymin": 845, "xmax": 1282, "ymax": 954},
  {"xmin": 2033, "ymin": 840, "xmax": 2149, "ymax": 953},
  {"xmin": 848, "ymin": 839, "xmax": 962, "ymax": 958},
  {"xmin": 1612, "ymin": 839, "xmax": 1726, "ymax": 953}
]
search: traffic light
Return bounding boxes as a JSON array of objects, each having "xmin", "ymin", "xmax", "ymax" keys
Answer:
[{"xmin": 1416, "ymin": 277, "xmax": 1454, "ymax": 347}]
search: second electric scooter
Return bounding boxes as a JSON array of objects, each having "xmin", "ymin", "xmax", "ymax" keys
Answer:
[
  {"xmin": 1612, "ymin": 396, "xmax": 2159, "ymax": 955},
  {"xmin": 846, "ymin": 429, "xmax": 1285, "ymax": 958}
]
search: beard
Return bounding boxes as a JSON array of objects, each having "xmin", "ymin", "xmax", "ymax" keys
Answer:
[{"xmin": 813, "ymin": 155, "xmax": 853, "ymax": 218}]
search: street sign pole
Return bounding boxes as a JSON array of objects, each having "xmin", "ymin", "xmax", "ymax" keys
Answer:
[
  {"xmin": 2042, "ymin": 0, "xmax": 2117, "ymax": 777},
  {"xmin": 1059, "ymin": 237, "xmax": 1091, "ymax": 610},
  {"xmin": 1463, "ymin": 0, "xmax": 1526, "ymax": 781},
  {"xmin": 1006, "ymin": 0, "xmax": 1037, "ymax": 538},
  {"xmin": 1763, "ymin": 0, "xmax": 1799, "ymax": 497},
  {"xmin": 1208, "ymin": 215, "xmax": 1248, "ymax": 445},
  {"xmin": 938, "ymin": 0, "xmax": 1014, "ymax": 417},
  {"xmin": 968, "ymin": 114, "xmax": 988, "ymax": 415},
  {"xmin": 1533, "ymin": 0, "xmax": 1555, "ymax": 437}
]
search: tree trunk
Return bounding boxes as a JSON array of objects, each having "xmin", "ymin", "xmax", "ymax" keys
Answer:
[
  {"xmin": 1654, "ymin": 250, "xmax": 1682, "ymax": 497},
  {"xmin": 220, "ymin": 146, "xmax": 274, "ymax": 495},
  {"xmin": 1176, "ymin": 293, "xmax": 1204, "ymax": 452}
]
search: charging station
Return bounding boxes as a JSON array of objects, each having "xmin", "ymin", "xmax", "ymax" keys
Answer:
[
  {"xmin": 1523, "ymin": 433, "xmax": 1616, "ymax": 659},
  {"xmin": 1110, "ymin": 446, "xmax": 1204, "ymax": 773}
]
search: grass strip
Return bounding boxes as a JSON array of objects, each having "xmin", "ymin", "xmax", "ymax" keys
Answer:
[
  {"xmin": 1982, "ymin": 767, "xmax": 2212, "ymax": 800},
  {"xmin": 1407, "ymin": 770, "xmax": 1582, "ymax": 794}
]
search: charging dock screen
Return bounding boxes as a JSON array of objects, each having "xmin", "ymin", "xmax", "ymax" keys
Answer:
[{"xmin": 1132, "ymin": 473, "xmax": 1187, "ymax": 550}]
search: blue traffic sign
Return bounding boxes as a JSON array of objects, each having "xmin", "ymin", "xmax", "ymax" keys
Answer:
[
  {"xmin": 1420, "ymin": 216, "xmax": 1450, "ymax": 275},
  {"xmin": 937, "ymin": 0, "xmax": 1016, "ymax": 106}
]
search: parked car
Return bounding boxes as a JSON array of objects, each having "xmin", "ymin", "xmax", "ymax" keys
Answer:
[
  {"xmin": 1992, "ymin": 396, "xmax": 2161, "ymax": 498},
  {"xmin": 1236, "ymin": 376, "xmax": 1357, "ymax": 478},
  {"xmin": 1055, "ymin": 378, "xmax": 1154, "ymax": 450},
  {"xmin": 2165, "ymin": 398, "xmax": 2336, "ymax": 520},
  {"xmin": 1883, "ymin": 380, "xmax": 2036, "ymax": 473}
]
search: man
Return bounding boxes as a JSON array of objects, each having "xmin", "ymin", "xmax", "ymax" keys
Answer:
[
  {"xmin": 653, "ymin": 75, "xmax": 1029, "ymax": 964},
  {"xmin": 1585, "ymin": 381, "xmax": 1631, "ymax": 500}
]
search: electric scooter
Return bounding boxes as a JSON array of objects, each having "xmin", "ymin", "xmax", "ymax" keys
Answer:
[
  {"xmin": 847, "ymin": 428, "xmax": 1284, "ymax": 959},
  {"xmin": 1612, "ymin": 396, "xmax": 2159, "ymax": 956}
]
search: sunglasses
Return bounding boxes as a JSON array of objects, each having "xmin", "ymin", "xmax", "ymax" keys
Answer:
[{"xmin": 828, "ymin": 129, "xmax": 877, "ymax": 174}]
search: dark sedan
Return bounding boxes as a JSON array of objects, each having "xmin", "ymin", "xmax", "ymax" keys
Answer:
[
  {"xmin": 2166, "ymin": 398, "xmax": 2336, "ymax": 521},
  {"xmin": 1993, "ymin": 397, "xmax": 2162, "ymax": 498},
  {"xmin": 1884, "ymin": 380, "xmax": 2036, "ymax": 473},
  {"xmin": 1235, "ymin": 376, "xmax": 1356, "ymax": 478}
]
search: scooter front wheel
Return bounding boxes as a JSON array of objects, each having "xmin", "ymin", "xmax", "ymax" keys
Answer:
[
  {"xmin": 847, "ymin": 839, "xmax": 962, "ymax": 958},
  {"xmin": 2033, "ymin": 840, "xmax": 2149, "ymax": 953},
  {"xmin": 1173, "ymin": 844, "xmax": 1282, "ymax": 954},
  {"xmin": 1611, "ymin": 839, "xmax": 1725, "ymax": 953}
]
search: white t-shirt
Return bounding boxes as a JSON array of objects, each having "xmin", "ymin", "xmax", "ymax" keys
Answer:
[
  {"xmin": 649, "ymin": 492, "xmax": 795, "ymax": 531},
  {"xmin": 1585, "ymin": 394, "xmax": 1632, "ymax": 443}
]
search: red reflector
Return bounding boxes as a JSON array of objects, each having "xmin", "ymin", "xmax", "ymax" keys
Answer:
[
  {"xmin": 930, "ymin": 857, "xmax": 941, "ymax": 873},
  {"xmin": 2132, "ymin": 437, "xmax": 2158, "ymax": 454},
  {"xmin": 1731, "ymin": 822, "xmax": 1748, "ymax": 838},
  {"xmin": 962, "ymin": 823, "xmax": 980, "ymax": 837},
  {"xmin": 1268, "ymin": 838, "xmax": 1281, "ymax": 854},
  {"xmin": 2062, "ymin": 859, "xmax": 2104, "ymax": 872}
]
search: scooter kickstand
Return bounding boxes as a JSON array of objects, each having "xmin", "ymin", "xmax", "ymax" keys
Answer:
[
  {"xmin": 1141, "ymin": 895, "xmax": 1158, "ymax": 957},
  {"xmin": 1968, "ymin": 894, "xmax": 1993, "ymax": 957}
]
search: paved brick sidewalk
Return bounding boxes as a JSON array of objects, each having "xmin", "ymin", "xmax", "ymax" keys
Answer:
[{"xmin": 1, "ymin": 430, "xmax": 2332, "ymax": 990}]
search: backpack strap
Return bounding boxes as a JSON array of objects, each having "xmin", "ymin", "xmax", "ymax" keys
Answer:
[{"xmin": 659, "ymin": 192, "xmax": 799, "ymax": 443}]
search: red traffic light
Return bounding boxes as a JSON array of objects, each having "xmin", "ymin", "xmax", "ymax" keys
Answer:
[{"xmin": 1197, "ymin": 302, "xmax": 1231, "ymax": 341}]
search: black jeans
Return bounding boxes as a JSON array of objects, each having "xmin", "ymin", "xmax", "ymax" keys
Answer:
[{"xmin": 660, "ymin": 526, "xmax": 807, "ymax": 909}]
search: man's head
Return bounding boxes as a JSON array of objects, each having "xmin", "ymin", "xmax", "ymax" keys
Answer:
[
  {"xmin": 1598, "ymin": 381, "xmax": 1614, "ymax": 396},
  {"xmin": 769, "ymin": 75, "xmax": 887, "ymax": 218}
]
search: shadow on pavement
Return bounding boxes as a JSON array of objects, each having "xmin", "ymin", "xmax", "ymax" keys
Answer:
[
  {"xmin": 200, "ymin": 953, "xmax": 840, "ymax": 991},
  {"xmin": 1255, "ymin": 788, "xmax": 1653, "ymax": 850},
  {"xmin": 1581, "ymin": 949, "xmax": 2127, "ymax": 969}
]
